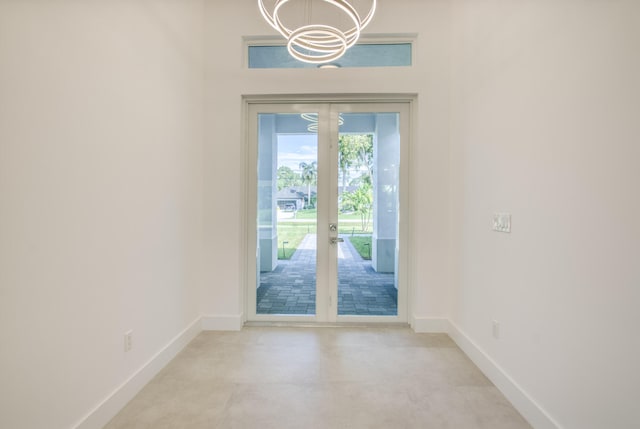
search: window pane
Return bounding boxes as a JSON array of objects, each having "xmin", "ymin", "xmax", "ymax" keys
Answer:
[
  {"xmin": 249, "ymin": 43, "xmax": 412, "ymax": 69},
  {"xmin": 337, "ymin": 113, "xmax": 400, "ymax": 316},
  {"xmin": 257, "ymin": 113, "xmax": 318, "ymax": 315}
]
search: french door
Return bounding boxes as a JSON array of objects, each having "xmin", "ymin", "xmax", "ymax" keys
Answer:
[{"xmin": 246, "ymin": 102, "xmax": 409, "ymax": 323}]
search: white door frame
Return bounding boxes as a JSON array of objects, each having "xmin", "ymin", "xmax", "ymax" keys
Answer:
[{"xmin": 243, "ymin": 95, "xmax": 414, "ymax": 325}]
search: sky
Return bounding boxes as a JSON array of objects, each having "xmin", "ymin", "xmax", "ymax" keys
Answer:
[{"xmin": 277, "ymin": 134, "xmax": 318, "ymax": 171}]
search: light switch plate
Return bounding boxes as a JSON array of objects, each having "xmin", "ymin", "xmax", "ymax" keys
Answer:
[
  {"xmin": 493, "ymin": 213, "xmax": 511, "ymax": 233},
  {"xmin": 492, "ymin": 320, "xmax": 501, "ymax": 339}
]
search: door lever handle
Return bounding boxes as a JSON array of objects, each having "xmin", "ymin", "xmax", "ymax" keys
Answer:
[{"xmin": 330, "ymin": 237, "xmax": 344, "ymax": 244}]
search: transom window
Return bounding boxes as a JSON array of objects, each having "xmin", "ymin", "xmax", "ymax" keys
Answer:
[{"xmin": 248, "ymin": 42, "xmax": 412, "ymax": 69}]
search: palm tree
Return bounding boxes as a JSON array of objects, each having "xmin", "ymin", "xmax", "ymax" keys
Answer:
[
  {"xmin": 298, "ymin": 161, "xmax": 317, "ymax": 208},
  {"xmin": 353, "ymin": 134, "xmax": 374, "ymax": 186},
  {"xmin": 339, "ymin": 135, "xmax": 357, "ymax": 193}
]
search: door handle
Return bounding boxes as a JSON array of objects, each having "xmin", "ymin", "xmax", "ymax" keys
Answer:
[{"xmin": 330, "ymin": 237, "xmax": 344, "ymax": 244}]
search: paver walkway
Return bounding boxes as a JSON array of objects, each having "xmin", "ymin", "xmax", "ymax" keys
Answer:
[{"xmin": 257, "ymin": 234, "xmax": 397, "ymax": 316}]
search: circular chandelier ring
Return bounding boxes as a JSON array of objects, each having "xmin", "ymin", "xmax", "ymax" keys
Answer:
[
  {"xmin": 289, "ymin": 28, "xmax": 349, "ymax": 54},
  {"xmin": 261, "ymin": 0, "xmax": 375, "ymax": 38},
  {"xmin": 287, "ymin": 25, "xmax": 348, "ymax": 63},
  {"xmin": 258, "ymin": 0, "xmax": 376, "ymax": 64},
  {"xmin": 301, "ymin": 113, "xmax": 345, "ymax": 132},
  {"xmin": 301, "ymin": 113, "xmax": 344, "ymax": 124},
  {"xmin": 258, "ymin": 0, "xmax": 281, "ymax": 33},
  {"xmin": 289, "ymin": 28, "xmax": 350, "ymax": 53},
  {"xmin": 271, "ymin": 0, "xmax": 361, "ymax": 33},
  {"xmin": 273, "ymin": 0, "xmax": 361, "ymax": 49}
]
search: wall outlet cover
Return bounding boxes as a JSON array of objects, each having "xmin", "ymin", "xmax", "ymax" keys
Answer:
[
  {"xmin": 492, "ymin": 213, "xmax": 511, "ymax": 233},
  {"xmin": 124, "ymin": 330, "xmax": 133, "ymax": 352}
]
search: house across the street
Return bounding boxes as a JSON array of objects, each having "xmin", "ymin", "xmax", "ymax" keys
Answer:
[{"xmin": 275, "ymin": 186, "xmax": 311, "ymax": 211}]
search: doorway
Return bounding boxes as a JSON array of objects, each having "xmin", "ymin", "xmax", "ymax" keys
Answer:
[{"xmin": 246, "ymin": 101, "xmax": 410, "ymax": 323}]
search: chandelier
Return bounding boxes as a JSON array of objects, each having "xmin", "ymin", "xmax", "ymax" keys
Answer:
[
  {"xmin": 301, "ymin": 113, "xmax": 344, "ymax": 132},
  {"xmin": 258, "ymin": 0, "xmax": 377, "ymax": 64}
]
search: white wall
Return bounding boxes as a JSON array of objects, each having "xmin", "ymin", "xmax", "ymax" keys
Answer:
[
  {"xmin": 203, "ymin": 0, "xmax": 453, "ymax": 328},
  {"xmin": 4, "ymin": 1, "xmax": 637, "ymax": 427},
  {"xmin": 449, "ymin": 1, "xmax": 640, "ymax": 428},
  {"xmin": 0, "ymin": 1, "xmax": 204, "ymax": 428}
]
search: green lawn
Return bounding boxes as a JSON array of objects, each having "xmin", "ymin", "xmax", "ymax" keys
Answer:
[
  {"xmin": 291, "ymin": 209, "xmax": 317, "ymax": 219},
  {"xmin": 277, "ymin": 223, "xmax": 317, "ymax": 259},
  {"xmin": 276, "ymin": 220, "xmax": 372, "ymax": 260},
  {"xmin": 348, "ymin": 235, "xmax": 372, "ymax": 260},
  {"xmin": 338, "ymin": 212, "xmax": 368, "ymax": 221},
  {"xmin": 338, "ymin": 224, "xmax": 372, "ymax": 234},
  {"xmin": 293, "ymin": 209, "xmax": 369, "ymax": 222}
]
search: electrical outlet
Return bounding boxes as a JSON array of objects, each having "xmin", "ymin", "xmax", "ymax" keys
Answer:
[
  {"xmin": 124, "ymin": 330, "xmax": 133, "ymax": 352},
  {"xmin": 492, "ymin": 320, "xmax": 500, "ymax": 339},
  {"xmin": 492, "ymin": 213, "xmax": 511, "ymax": 233}
]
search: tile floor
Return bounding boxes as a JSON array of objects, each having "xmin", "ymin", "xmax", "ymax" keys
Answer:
[{"xmin": 105, "ymin": 327, "xmax": 532, "ymax": 429}]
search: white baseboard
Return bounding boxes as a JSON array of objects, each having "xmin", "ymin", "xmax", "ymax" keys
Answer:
[
  {"xmin": 447, "ymin": 321, "xmax": 561, "ymax": 429},
  {"xmin": 72, "ymin": 314, "xmax": 559, "ymax": 429},
  {"xmin": 73, "ymin": 313, "xmax": 242, "ymax": 428},
  {"xmin": 73, "ymin": 317, "xmax": 203, "ymax": 429},
  {"xmin": 201, "ymin": 314, "xmax": 243, "ymax": 331},
  {"xmin": 411, "ymin": 316, "xmax": 449, "ymax": 333}
]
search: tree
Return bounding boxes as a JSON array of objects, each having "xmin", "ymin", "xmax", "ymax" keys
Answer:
[
  {"xmin": 277, "ymin": 166, "xmax": 301, "ymax": 190},
  {"xmin": 342, "ymin": 182, "xmax": 373, "ymax": 231},
  {"xmin": 338, "ymin": 134, "xmax": 374, "ymax": 191},
  {"xmin": 353, "ymin": 134, "xmax": 374, "ymax": 185},
  {"xmin": 298, "ymin": 161, "xmax": 317, "ymax": 208},
  {"xmin": 338, "ymin": 136, "xmax": 357, "ymax": 192}
]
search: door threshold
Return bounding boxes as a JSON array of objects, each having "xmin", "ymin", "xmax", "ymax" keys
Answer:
[{"xmin": 243, "ymin": 321, "xmax": 410, "ymax": 329}]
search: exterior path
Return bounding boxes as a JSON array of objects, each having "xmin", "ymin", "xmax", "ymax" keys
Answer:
[{"xmin": 257, "ymin": 234, "xmax": 397, "ymax": 316}]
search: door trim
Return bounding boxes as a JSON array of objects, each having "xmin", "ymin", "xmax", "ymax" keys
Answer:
[{"xmin": 242, "ymin": 94, "xmax": 416, "ymax": 325}]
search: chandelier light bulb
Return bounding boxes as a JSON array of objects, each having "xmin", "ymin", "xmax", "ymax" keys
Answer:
[{"xmin": 258, "ymin": 0, "xmax": 377, "ymax": 64}]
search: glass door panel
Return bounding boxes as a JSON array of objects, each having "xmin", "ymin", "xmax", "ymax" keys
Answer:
[
  {"xmin": 256, "ymin": 113, "xmax": 318, "ymax": 316},
  {"xmin": 336, "ymin": 112, "xmax": 400, "ymax": 317},
  {"xmin": 248, "ymin": 102, "xmax": 408, "ymax": 323}
]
